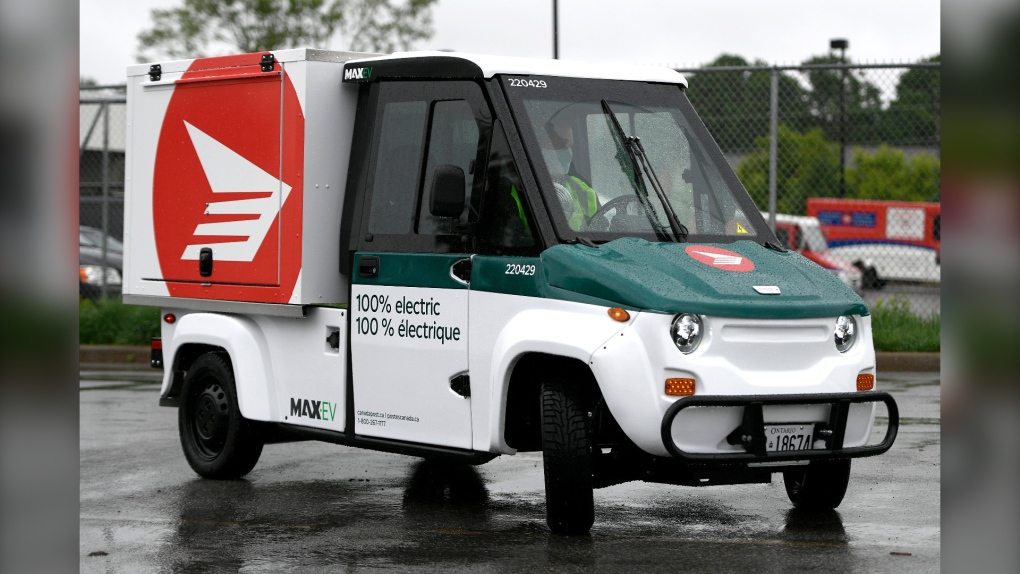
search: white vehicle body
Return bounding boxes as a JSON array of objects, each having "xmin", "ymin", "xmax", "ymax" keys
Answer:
[
  {"xmin": 829, "ymin": 243, "xmax": 940, "ymax": 283},
  {"xmin": 126, "ymin": 50, "xmax": 898, "ymax": 534}
]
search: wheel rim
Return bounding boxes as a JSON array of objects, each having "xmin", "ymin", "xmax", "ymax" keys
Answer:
[{"xmin": 190, "ymin": 381, "xmax": 230, "ymax": 459}]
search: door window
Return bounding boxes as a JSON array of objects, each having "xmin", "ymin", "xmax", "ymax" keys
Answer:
[
  {"xmin": 417, "ymin": 100, "xmax": 480, "ymax": 235},
  {"xmin": 368, "ymin": 101, "xmax": 428, "ymax": 235},
  {"xmin": 475, "ymin": 120, "xmax": 536, "ymax": 254},
  {"xmin": 360, "ymin": 81, "xmax": 491, "ymax": 253}
]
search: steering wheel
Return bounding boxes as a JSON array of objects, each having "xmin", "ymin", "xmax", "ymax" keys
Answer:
[{"xmin": 585, "ymin": 195, "xmax": 644, "ymax": 232}]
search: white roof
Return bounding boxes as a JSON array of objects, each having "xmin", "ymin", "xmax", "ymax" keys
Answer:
[
  {"xmin": 128, "ymin": 49, "xmax": 688, "ymax": 86},
  {"xmin": 349, "ymin": 51, "xmax": 688, "ymax": 86}
]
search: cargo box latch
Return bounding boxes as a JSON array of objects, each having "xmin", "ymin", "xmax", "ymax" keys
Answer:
[{"xmin": 199, "ymin": 247, "xmax": 213, "ymax": 277}]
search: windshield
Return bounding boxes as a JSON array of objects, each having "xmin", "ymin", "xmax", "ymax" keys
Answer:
[
  {"xmin": 501, "ymin": 77, "xmax": 770, "ymax": 244},
  {"xmin": 802, "ymin": 223, "xmax": 829, "ymax": 252},
  {"xmin": 80, "ymin": 227, "xmax": 124, "ymax": 253}
]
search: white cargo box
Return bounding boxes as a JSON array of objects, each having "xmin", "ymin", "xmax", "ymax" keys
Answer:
[{"xmin": 123, "ymin": 49, "xmax": 368, "ymax": 312}]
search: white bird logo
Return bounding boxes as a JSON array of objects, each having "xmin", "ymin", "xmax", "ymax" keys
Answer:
[
  {"xmin": 180, "ymin": 121, "xmax": 292, "ymax": 262},
  {"xmin": 692, "ymin": 250, "xmax": 743, "ymax": 266}
]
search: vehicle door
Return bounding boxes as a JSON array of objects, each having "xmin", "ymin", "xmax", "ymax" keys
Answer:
[{"xmin": 350, "ymin": 81, "xmax": 491, "ymax": 449}]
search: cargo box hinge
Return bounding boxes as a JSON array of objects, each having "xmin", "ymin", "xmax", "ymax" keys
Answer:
[{"xmin": 260, "ymin": 53, "xmax": 276, "ymax": 72}]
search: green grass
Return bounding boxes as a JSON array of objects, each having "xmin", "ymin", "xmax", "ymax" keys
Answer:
[
  {"xmin": 80, "ymin": 298, "xmax": 161, "ymax": 346},
  {"xmin": 870, "ymin": 298, "xmax": 940, "ymax": 353}
]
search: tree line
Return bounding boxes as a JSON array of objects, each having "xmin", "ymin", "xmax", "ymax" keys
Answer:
[
  {"xmin": 685, "ymin": 53, "xmax": 941, "ymax": 152},
  {"xmin": 132, "ymin": 3, "xmax": 939, "ymax": 214},
  {"xmin": 684, "ymin": 54, "xmax": 940, "ymax": 213}
]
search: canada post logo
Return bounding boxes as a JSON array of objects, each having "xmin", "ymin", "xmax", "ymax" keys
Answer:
[
  {"xmin": 152, "ymin": 55, "xmax": 305, "ymax": 303},
  {"xmin": 685, "ymin": 245, "xmax": 755, "ymax": 272},
  {"xmin": 343, "ymin": 67, "xmax": 373, "ymax": 81}
]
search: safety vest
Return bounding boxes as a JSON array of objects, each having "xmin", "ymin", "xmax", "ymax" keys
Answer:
[
  {"xmin": 566, "ymin": 176, "xmax": 598, "ymax": 231},
  {"xmin": 509, "ymin": 185, "xmax": 530, "ymax": 236}
]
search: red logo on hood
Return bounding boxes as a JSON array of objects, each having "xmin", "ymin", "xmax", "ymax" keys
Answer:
[
  {"xmin": 685, "ymin": 245, "xmax": 755, "ymax": 272},
  {"xmin": 152, "ymin": 54, "xmax": 304, "ymax": 303}
]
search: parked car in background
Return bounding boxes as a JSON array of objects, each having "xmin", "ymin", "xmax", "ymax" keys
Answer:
[
  {"xmin": 80, "ymin": 225, "xmax": 122, "ymax": 300},
  {"xmin": 763, "ymin": 213, "xmax": 866, "ymax": 291},
  {"xmin": 80, "ymin": 225, "xmax": 124, "ymax": 254},
  {"xmin": 807, "ymin": 198, "xmax": 940, "ymax": 286}
]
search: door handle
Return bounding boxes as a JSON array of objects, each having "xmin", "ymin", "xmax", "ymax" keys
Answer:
[{"xmin": 358, "ymin": 256, "xmax": 380, "ymax": 278}]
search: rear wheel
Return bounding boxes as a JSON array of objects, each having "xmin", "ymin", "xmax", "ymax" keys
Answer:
[
  {"xmin": 179, "ymin": 353, "xmax": 263, "ymax": 479},
  {"xmin": 541, "ymin": 377, "xmax": 595, "ymax": 535},
  {"xmin": 783, "ymin": 459, "xmax": 852, "ymax": 510}
]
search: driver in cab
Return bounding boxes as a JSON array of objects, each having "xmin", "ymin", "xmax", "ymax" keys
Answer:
[{"xmin": 540, "ymin": 120, "xmax": 599, "ymax": 231}]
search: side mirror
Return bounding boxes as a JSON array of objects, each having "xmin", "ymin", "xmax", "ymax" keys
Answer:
[{"xmin": 429, "ymin": 165, "xmax": 465, "ymax": 218}]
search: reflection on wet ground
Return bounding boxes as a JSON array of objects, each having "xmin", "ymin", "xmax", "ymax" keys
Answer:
[
  {"xmin": 145, "ymin": 465, "xmax": 860, "ymax": 572},
  {"xmin": 81, "ymin": 374, "xmax": 940, "ymax": 572}
]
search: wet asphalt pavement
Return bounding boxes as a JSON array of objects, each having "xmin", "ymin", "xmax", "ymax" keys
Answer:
[{"xmin": 80, "ymin": 371, "xmax": 939, "ymax": 572}]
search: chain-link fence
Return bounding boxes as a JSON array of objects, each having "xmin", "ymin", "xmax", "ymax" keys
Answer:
[
  {"xmin": 678, "ymin": 61, "xmax": 940, "ymax": 316},
  {"xmin": 79, "ymin": 85, "xmax": 126, "ymax": 300}
]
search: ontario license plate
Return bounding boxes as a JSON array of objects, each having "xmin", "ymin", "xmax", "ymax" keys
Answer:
[{"xmin": 765, "ymin": 424, "xmax": 815, "ymax": 452}]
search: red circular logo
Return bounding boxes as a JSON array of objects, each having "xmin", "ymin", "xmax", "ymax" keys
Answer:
[
  {"xmin": 685, "ymin": 245, "xmax": 755, "ymax": 272},
  {"xmin": 153, "ymin": 55, "xmax": 304, "ymax": 303}
]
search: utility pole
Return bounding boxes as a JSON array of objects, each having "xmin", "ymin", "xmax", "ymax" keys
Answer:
[
  {"xmin": 553, "ymin": 0, "xmax": 559, "ymax": 59},
  {"xmin": 830, "ymin": 38, "xmax": 848, "ymax": 197}
]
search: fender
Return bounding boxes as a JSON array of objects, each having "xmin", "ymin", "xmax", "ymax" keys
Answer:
[
  {"xmin": 164, "ymin": 312, "xmax": 276, "ymax": 421},
  {"xmin": 483, "ymin": 305, "xmax": 632, "ymax": 453}
]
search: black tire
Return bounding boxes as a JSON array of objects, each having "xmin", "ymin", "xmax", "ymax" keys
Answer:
[
  {"xmin": 179, "ymin": 353, "xmax": 263, "ymax": 479},
  {"xmin": 783, "ymin": 459, "xmax": 852, "ymax": 510},
  {"xmin": 541, "ymin": 377, "xmax": 595, "ymax": 535}
]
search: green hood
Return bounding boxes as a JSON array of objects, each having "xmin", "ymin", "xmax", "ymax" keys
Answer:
[{"xmin": 541, "ymin": 238, "xmax": 868, "ymax": 319}]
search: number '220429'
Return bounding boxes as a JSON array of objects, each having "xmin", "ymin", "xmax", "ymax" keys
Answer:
[
  {"xmin": 506, "ymin": 263, "xmax": 537, "ymax": 276},
  {"xmin": 508, "ymin": 78, "xmax": 547, "ymax": 88}
]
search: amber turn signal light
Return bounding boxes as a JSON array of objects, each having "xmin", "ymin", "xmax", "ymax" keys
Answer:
[
  {"xmin": 607, "ymin": 307, "xmax": 630, "ymax": 322},
  {"xmin": 856, "ymin": 373, "xmax": 874, "ymax": 391},
  {"xmin": 665, "ymin": 378, "xmax": 696, "ymax": 396}
]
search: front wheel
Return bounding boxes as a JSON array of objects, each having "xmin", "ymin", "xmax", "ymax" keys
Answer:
[
  {"xmin": 179, "ymin": 353, "xmax": 263, "ymax": 479},
  {"xmin": 541, "ymin": 377, "xmax": 595, "ymax": 535},
  {"xmin": 783, "ymin": 459, "xmax": 852, "ymax": 510}
]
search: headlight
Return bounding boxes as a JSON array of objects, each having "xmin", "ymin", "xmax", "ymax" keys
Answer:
[
  {"xmin": 79, "ymin": 265, "xmax": 122, "ymax": 286},
  {"xmin": 670, "ymin": 313, "xmax": 703, "ymax": 354},
  {"xmin": 834, "ymin": 315, "xmax": 856, "ymax": 352}
]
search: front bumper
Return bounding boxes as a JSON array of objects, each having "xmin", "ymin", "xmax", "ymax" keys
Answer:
[{"xmin": 660, "ymin": 391, "xmax": 898, "ymax": 463}]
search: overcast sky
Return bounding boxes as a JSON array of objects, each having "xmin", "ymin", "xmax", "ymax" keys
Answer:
[{"xmin": 80, "ymin": 0, "xmax": 940, "ymax": 85}]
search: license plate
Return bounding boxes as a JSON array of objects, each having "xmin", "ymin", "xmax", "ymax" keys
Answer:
[{"xmin": 765, "ymin": 424, "xmax": 815, "ymax": 452}]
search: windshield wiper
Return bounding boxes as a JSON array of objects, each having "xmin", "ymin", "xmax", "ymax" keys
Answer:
[
  {"xmin": 601, "ymin": 100, "xmax": 689, "ymax": 242},
  {"xmin": 600, "ymin": 100, "xmax": 672, "ymax": 242}
]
